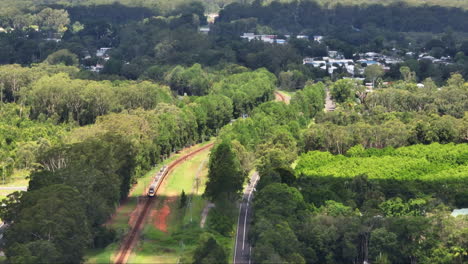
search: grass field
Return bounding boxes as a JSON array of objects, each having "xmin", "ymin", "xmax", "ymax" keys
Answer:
[
  {"xmin": 0, "ymin": 169, "xmax": 29, "ymax": 200},
  {"xmin": 84, "ymin": 141, "xmax": 213, "ymax": 264}
]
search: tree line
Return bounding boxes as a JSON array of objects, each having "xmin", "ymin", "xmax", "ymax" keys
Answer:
[
  {"xmin": 195, "ymin": 82, "xmax": 325, "ymax": 263},
  {"xmin": 0, "ymin": 65, "xmax": 276, "ymax": 263}
]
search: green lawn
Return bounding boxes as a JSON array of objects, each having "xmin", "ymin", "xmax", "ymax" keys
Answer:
[{"xmin": 163, "ymin": 147, "xmax": 209, "ymax": 196}]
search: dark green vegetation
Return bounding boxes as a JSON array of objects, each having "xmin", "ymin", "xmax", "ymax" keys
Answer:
[
  {"xmin": 246, "ymin": 80, "xmax": 467, "ymax": 263},
  {"xmin": 305, "ymin": 73, "xmax": 468, "ymax": 155},
  {"xmin": 199, "ymin": 83, "xmax": 325, "ymax": 262},
  {"xmin": 0, "ymin": 64, "xmax": 275, "ymax": 263},
  {"xmin": 1, "ymin": 0, "xmax": 468, "ymax": 84}
]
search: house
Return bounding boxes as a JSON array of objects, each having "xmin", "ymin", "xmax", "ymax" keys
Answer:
[
  {"xmin": 451, "ymin": 208, "xmax": 468, "ymax": 217},
  {"xmin": 419, "ymin": 55, "xmax": 435, "ymax": 62},
  {"xmin": 96, "ymin": 48, "xmax": 112, "ymax": 57},
  {"xmin": 384, "ymin": 58, "xmax": 403, "ymax": 64},
  {"xmin": 44, "ymin": 38, "xmax": 61, "ymax": 42},
  {"xmin": 275, "ymin": 39, "xmax": 286, "ymax": 45},
  {"xmin": 328, "ymin": 50, "xmax": 339, "ymax": 58},
  {"xmin": 365, "ymin": 52, "xmax": 379, "ymax": 58},
  {"xmin": 199, "ymin": 26, "xmax": 210, "ymax": 34},
  {"xmin": 90, "ymin": 64, "xmax": 104, "ymax": 73},
  {"xmin": 297, "ymin": 35, "xmax": 309, "ymax": 40},
  {"xmin": 241, "ymin": 33, "xmax": 286, "ymax": 44},
  {"xmin": 241, "ymin": 32, "xmax": 255, "ymax": 39},
  {"xmin": 313, "ymin": 35, "xmax": 323, "ymax": 43}
]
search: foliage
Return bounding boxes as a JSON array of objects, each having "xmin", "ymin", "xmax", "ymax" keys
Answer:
[
  {"xmin": 192, "ymin": 233, "xmax": 228, "ymax": 264},
  {"xmin": 45, "ymin": 49, "xmax": 78, "ymax": 66},
  {"xmin": 204, "ymin": 141, "xmax": 244, "ymax": 202},
  {"xmin": 180, "ymin": 189, "xmax": 187, "ymax": 208},
  {"xmin": 3, "ymin": 185, "xmax": 90, "ymax": 264},
  {"xmin": 330, "ymin": 79, "xmax": 358, "ymax": 103}
]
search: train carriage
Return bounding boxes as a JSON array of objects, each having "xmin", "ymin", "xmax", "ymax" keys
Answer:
[{"xmin": 147, "ymin": 166, "xmax": 168, "ymax": 197}]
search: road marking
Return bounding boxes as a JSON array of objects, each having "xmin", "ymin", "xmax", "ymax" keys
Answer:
[
  {"xmin": 234, "ymin": 172, "xmax": 260, "ymax": 263},
  {"xmin": 233, "ymin": 203, "xmax": 243, "ymax": 263},
  {"xmin": 243, "ymin": 174, "xmax": 259, "ymax": 250},
  {"xmin": 242, "ymin": 201, "xmax": 248, "ymax": 251}
]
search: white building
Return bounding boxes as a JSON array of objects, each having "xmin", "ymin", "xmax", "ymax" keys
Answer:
[
  {"xmin": 199, "ymin": 26, "xmax": 210, "ymax": 34},
  {"xmin": 240, "ymin": 33, "xmax": 286, "ymax": 44},
  {"xmin": 90, "ymin": 64, "xmax": 104, "ymax": 73},
  {"xmin": 96, "ymin": 48, "xmax": 112, "ymax": 57}
]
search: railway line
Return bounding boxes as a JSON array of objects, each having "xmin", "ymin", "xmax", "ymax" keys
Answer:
[
  {"xmin": 113, "ymin": 142, "xmax": 214, "ymax": 264},
  {"xmin": 115, "ymin": 91, "xmax": 290, "ymax": 264},
  {"xmin": 274, "ymin": 91, "xmax": 290, "ymax": 104}
]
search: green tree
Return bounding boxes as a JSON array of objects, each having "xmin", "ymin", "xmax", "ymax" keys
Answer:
[
  {"xmin": 365, "ymin": 65, "xmax": 384, "ymax": 88},
  {"xmin": 180, "ymin": 189, "xmax": 187, "ymax": 208},
  {"xmin": 330, "ymin": 79, "xmax": 356, "ymax": 103},
  {"xmin": 204, "ymin": 141, "xmax": 244, "ymax": 202},
  {"xmin": 45, "ymin": 49, "xmax": 78, "ymax": 66},
  {"xmin": 36, "ymin": 8, "xmax": 70, "ymax": 36},
  {"xmin": 193, "ymin": 234, "xmax": 228, "ymax": 264},
  {"xmin": 446, "ymin": 73, "xmax": 465, "ymax": 89},
  {"xmin": 400, "ymin": 66, "xmax": 417, "ymax": 83},
  {"xmin": 4, "ymin": 185, "xmax": 90, "ymax": 264}
]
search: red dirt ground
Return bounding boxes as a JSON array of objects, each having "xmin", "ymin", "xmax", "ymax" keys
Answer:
[
  {"xmin": 152, "ymin": 198, "xmax": 176, "ymax": 232},
  {"xmin": 113, "ymin": 143, "xmax": 214, "ymax": 264}
]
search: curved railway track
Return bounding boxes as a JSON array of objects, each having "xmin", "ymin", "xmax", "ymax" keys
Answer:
[
  {"xmin": 114, "ymin": 142, "xmax": 214, "ymax": 264},
  {"xmin": 274, "ymin": 91, "xmax": 287, "ymax": 102}
]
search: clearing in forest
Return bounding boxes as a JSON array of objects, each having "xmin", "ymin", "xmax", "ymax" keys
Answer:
[{"xmin": 126, "ymin": 145, "xmax": 212, "ymax": 264}]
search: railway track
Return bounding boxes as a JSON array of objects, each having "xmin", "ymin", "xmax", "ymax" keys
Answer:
[
  {"xmin": 274, "ymin": 91, "xmax": 290, "ymax": 104},
  {"xmin": 114, "ymin": 142, "xmax": 214, "ymax": 264},
  {"xmin": 274, "ymin": 91, "xmax": 286, "ymax": 102}
]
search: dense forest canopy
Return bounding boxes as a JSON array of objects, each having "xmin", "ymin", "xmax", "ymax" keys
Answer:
[
  {"xmin": 2, "ymin": 0, "xmax": 468, "ymax": 12},
  {"xmin": 217, "ymin": 1, "xmax": 468, "ymax": 33},
  {"xmin": 1, "ymin": 0, "xmax": 468, "ymax": 83},
  {"xmin": 0, "ymin": 0, "xmax": 467, "ymax": 263}
]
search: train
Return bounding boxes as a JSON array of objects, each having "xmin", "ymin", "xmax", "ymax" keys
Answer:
[{"xmin": 147, "ymin": 165, "xmax": 168, "ymax": 197}]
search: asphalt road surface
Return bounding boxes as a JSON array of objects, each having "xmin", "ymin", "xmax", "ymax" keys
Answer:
[
  {"xmin": 0, "ymin": 186, "xmax": 27, "ymax": 191},
  {"xmin": 325, "ymin": 90, "xmax": 336, "ymax": 112},
  {"xmin": 233, "ymin": 172, "xmax": 259, "ymax": 264}
]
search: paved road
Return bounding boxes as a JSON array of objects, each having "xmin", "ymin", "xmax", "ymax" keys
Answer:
[
  {"xmin": 233, "ymin": 172, "xmax": 259, "ymax": 264},
  {"xmin": 0, "ymin": 186, "xmax": 27, "ymax": 191},
  {"xmin": 325, "ymin": 89, "xmax": 336, "ymax": 112}
]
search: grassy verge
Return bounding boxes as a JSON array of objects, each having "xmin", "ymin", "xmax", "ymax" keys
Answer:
[
  {"xmin": 278, "ymin": 90, "xmax": 295, "ymax": 97},
  {"xmin": 0, "ymin": 169, "xmax": 30, "ymax": 199}
]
